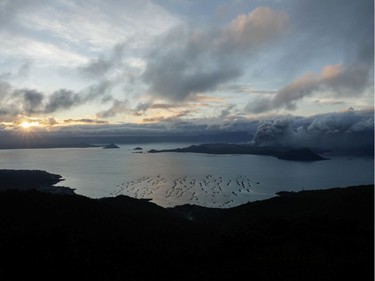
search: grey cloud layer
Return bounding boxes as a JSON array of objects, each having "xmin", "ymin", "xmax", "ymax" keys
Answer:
[
  {"xmin": 247, "ymin": 60, "xmax": 373, "ymax": 113},
  {"xmin": 79, "ymin": 43, "xmax": 127, "ymax": 78},
  {"xmin": 73, "ymin": 7, "xmax": 289, "ymax": 117},
  {"xmin": 142, "ymin": 7, "xmax": 288, "ymax": 101},
  {"xmin": 252, "ymin": 109, "xmax": 374, "ymax": 152},
  {"xmin": 246, "ymin": 0, "xmax": 374, "ymax": 113},
  {"xmin": 0, "ymin": 78, "xmax": 114, "ymax": 121},
  {"xmin": 1, "ymin": 0, "xmax": 373, "ymax": 122}
]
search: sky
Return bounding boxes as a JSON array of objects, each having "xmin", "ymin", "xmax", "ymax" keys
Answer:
[{"xmin": 0, "ymin": 0, "xmax": 374, "ymax": 148}]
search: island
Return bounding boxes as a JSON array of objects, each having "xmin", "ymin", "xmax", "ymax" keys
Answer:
[
  {"xmin": 132, "ymin": 146, "xmax": 143, "ymax": 153},
  {"xmin": 276, "ymin": 147, "xmax": 329, "ymax": 161},
  {"xmin": 102, "ymin": 143, "xmax": 120, "ymax": 149},
  {"xmin": 149, "ymin": 143, "xmax": 328, "ymax": 161}
]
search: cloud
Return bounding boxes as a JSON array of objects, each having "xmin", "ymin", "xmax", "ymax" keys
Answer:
[
  {"xmin": 242, "ymin": 0, "xmax": 373, "ymax": 114},
  {"xmin": 80, "ymin": 79, "xmax": 115, "ymax": 102},
  {"xmin": 0, "ymin": 76, "xmax": 115, "ymax": 122},
  {"xmin": 96, "ymin": 99, "xmax": 130, "ymax": 118},
  {"xmin": 21, "ymin": 89, "xmax": 44, "ymax": 114},
  {"xmin": 64, "ymin": 118, "xmax": 109, "ymax": 125},
  {"xmin": 0, "ymin": 34, "xmax": 88, "ymax": 66},
  {"xmin": 1, "ymin": 0, "xmax": 373, "ymax": 127},
  {"xmin": 142, "ymin": 6, "xmax": 288, "ymax": 101},
  {"xmin": 79, "ymin": 43, "xmax": 127, "ymax": 78},
  {"xmin": 247, "ymin": 59, "xmax": 373, "ymax": 113},
  {"xmin": 0, "ymin": 80, "xmax": 45, "ymax": 121},
  {"xmin": 270, "ymin": 0, "xmax": 374, "ymax": 80},
  {"xmin": 313, "ymin": 99, "xmax": 345, "ymax": 106},
  {"xmin": 10, "ymin": 115, "xmax": 58, "ymax": 128},
  {"xmin": 142, "ymin": 110, "xmax": 192, "ymax": 123},
  {"xmin": 44, "ymin": 89, "xmax": 81, "ymax": 113},
  {"xmin": 222, "ymin": 7, "xmax": 288, "ymax": 51},
  {"xmin": 219, "ymin": 104, "xmax": 236, "ymax": 119},
  {"xmin": 252, "ymin": 109, "xmax": 374, "ymax": 153},
  {"xmin": 0, "ymin": 0, "xmax": 179, "ymax": 66},
  {"xmin": 305, "ymin": 109, "xmax": 374, "ymax": 134}
]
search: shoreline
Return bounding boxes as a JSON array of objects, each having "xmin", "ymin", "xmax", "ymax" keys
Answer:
[
  {"xmin": 0, "ymin": 168, "xmax": 373, "ymax": 208},
  {"xmin": 0, "ymin": 169, "xmax": 76, "ymax": 195}
]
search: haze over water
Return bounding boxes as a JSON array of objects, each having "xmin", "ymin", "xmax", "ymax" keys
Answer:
[{"xmin": 0, "ymin": 144, "xmax": 373, "ymax": 208}]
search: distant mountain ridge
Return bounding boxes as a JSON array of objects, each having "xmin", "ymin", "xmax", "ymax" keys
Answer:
[
  {"xmin": 0, "ymin": 132, "xmax": 253, "ymax": 149},
  {"xmin": 149, "ymin": 143, "xmax": 328, "ymax": 161}
]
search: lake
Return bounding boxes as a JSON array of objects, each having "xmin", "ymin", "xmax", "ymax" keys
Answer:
[{"xmin": 0, "ymin": 143, "xmax": 373, "ymax": 208}]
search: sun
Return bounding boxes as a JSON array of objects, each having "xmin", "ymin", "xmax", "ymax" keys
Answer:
[{"xmin": 20, "ymin": 121, "xmax": 40, "ymax": 129}]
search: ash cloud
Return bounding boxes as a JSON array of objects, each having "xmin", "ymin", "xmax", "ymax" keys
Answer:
[
  {"xmin": 252, "ymin": 109, "xmax": 374, "ymax": 154},
  {"xmin": 252, "ymin": 119, "xmax": 292, "ymax": 146}
]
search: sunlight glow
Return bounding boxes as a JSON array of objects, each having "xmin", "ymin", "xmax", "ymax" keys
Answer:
[{"xmin": 20, "ymin": 121, "xmax": 40, "ymax": 129}]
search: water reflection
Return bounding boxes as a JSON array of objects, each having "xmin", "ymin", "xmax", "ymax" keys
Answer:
[{"xmin": 0, "ymin": 144, "xmax": 373, "ymax": 208}]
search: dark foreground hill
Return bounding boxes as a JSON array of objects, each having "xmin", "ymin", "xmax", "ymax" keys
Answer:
[{"xmin": 0, "ymin": 185, "xmax": 373, "ymax": 281}]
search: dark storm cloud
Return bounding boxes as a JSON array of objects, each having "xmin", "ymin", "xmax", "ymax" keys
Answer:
[
  {"xmin": 252, "ymin": 109, "xmax": 374, "ymax": 152},
  {"xmin": 142, "ymin": 7, "xmax": 288, "ymax": 101}
]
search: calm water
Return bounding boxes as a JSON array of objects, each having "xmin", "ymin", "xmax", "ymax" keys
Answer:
[{"xmin": 0, "ymin": 143, "xmax": 373, "ymax": 208}]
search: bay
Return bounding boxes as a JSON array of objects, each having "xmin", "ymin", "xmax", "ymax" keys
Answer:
[{"xmin": 0, "ymin": 143, "xmax": 373, "ymax": 208}]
